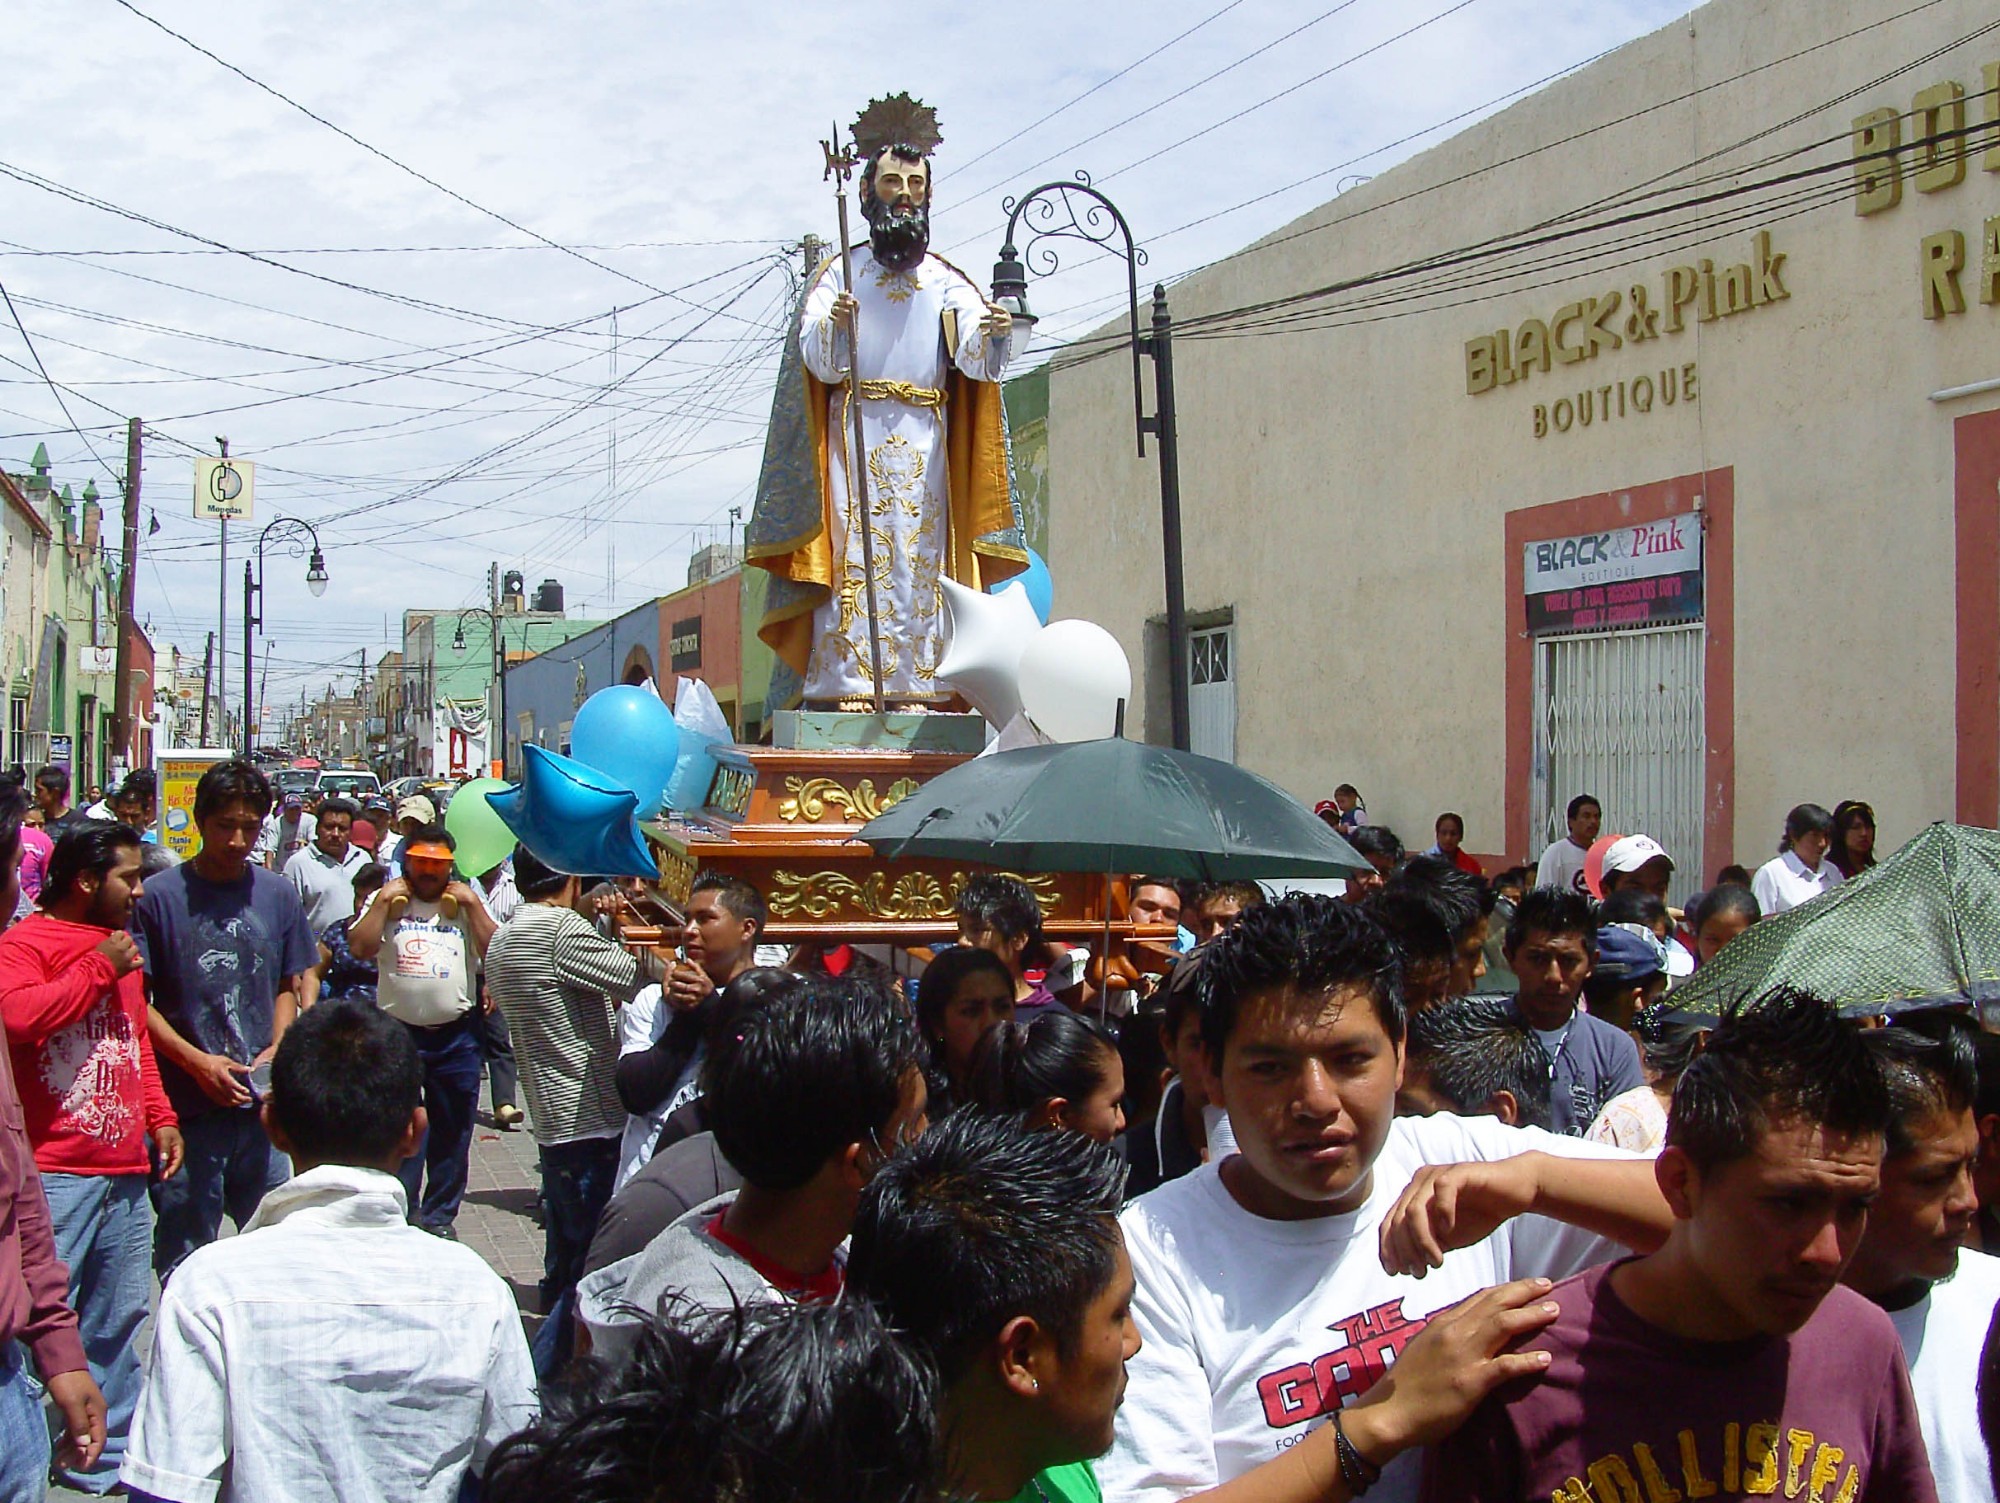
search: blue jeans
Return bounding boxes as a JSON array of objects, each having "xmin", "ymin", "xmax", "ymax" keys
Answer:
[
  {"xmin": 0, "ymin": 1341, "xmax": 50, "ymax": 1503},
  {"xmin": 397, "ymin": 1015, "xmax": 483, "ymax": 1231},
  {"xmin": 529, "ymin": 1136, "xmax": 618, "ymax": 1379},
  {"xmin": 151, "ymin": 1108, "xmax": 291, "ymax": 1279},
  {"xmin": 40, "ymin": 1173, "xmax": 152, "ymax": 1493}
]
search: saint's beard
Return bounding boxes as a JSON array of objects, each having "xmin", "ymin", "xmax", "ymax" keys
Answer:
[{"xmin": 865, "ymin": 198, "xmax": 930, "ymax": 273}]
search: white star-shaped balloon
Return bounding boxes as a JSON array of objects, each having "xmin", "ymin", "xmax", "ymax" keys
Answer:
[{"xmin": 938, "ymin": 577, "xmax": 1044, "ymax": 729}]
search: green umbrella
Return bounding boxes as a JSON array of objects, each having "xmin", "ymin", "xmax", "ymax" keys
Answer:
[
  {"xmin": 1671, "ymin": 822, "xmax": 2000, "ymax": 1017},
  {"xmin": 855, "ymin": 737, "xmax": 1369, "ymax": 881}
]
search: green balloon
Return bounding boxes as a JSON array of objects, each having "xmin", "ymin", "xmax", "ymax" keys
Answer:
[{"xmin": 444, "ymin": 778, "xmax": 517, "ymax": 878}]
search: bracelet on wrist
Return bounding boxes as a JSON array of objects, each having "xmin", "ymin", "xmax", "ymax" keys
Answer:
[{"xmin": 1332, "ymin": 1410, "xmax": 1385, "ymax": 1495}]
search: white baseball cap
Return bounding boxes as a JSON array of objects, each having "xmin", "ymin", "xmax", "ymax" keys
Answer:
[{"xmin": 1603, "ymin": 833, "xmax": 1674, "ymax": 874}]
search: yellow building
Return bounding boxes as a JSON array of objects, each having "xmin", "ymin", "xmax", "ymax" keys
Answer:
[{"xmin": 1049, "ymin": 0, "xmax": 2000, "ymax": 892}]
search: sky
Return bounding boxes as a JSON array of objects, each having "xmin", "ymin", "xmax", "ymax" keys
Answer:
[{"xmin": 0, "ymin": 0, "xmax": 1694, "ymax": 720}]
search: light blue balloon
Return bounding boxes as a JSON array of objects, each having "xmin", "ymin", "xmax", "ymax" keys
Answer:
[
  {"xmin": 486, "ymin": 745, "xmax": 657, "ymax": 879},
  {"xmin": 569, "ymin": 685, "xmax": 681, "ymax": 819},
  {"xmin": 995, "ymin": 547, "xmax": 1053, "ymax": 624}
]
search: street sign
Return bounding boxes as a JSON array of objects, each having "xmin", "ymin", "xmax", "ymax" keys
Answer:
[
  {"xmin": 48, "ymin": 734, "xmax": 72, "ymax": 767},
  {"xmin": 193, "ymin": 457, "xmax": 254, "ymax": 520},
  {"xmin": 81, "ymin": 646, "xmax": 117, "ymax": 675}
]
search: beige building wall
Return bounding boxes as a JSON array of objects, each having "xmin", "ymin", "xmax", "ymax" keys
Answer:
[{"xmin": 1048, "ymin": 0, "xmax": 2000, "ymax": 873}]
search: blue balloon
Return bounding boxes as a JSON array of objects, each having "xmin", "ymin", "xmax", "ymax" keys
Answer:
[
  {"xmin": 569, "ymin": 686, "xmax": 681, "ymax": 819},
  {"xmin": 486, "ymin": 745, "xmax": 657, "ymax": 879},
  {"xmin": 995, "ymin": 546, "xmax": 1052, "ymax": 624}
]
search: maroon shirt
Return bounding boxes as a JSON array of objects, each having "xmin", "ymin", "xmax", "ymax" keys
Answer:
[
  {"xmin": 1425, "ymin": 1260, "xmax": 1936, "ymax": 1503},
  {"xmin": 0, "ymin": 1020, "xmax": 86, "ymax": 1377}
]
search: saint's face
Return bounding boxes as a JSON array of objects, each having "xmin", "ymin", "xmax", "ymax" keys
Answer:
[{"xmin": 871, "ymin": 152, "xmax": 928, "ymax": 208}]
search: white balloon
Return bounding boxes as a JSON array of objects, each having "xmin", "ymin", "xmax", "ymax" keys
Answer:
[
  {"xmin": 1018, "ymin": 620, "xmax": 1133, "ymax": 743},
  {"xmin": 937, "ymin": 577, "xmax": 1043, "ymax": 728}
]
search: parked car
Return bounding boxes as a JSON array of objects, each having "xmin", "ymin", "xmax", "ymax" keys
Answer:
[{"xmin": 313, "ymin": 769, "xmax": 383, "ymax": 802}]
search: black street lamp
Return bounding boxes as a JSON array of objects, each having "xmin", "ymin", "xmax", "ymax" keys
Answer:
[
  {"xmin": 449, "ymin": 608, "xmax": 508, "ymax": 778},
  {"xmin": 242, "ymin": 517, "xmax": 329, "ymax": 758},
  {"xmin": 992, "ymin": 172, "xmax": 1191, "ymax": 751}
]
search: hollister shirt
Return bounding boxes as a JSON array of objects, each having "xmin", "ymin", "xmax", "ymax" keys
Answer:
[
  {"xmin": 1424, "ymin": 1261, "xmax": 1938, "ymax": 1503},
  {"xmin": 1104, "ymin": 1114, "xmax": 1631, "ymax": 1503}
]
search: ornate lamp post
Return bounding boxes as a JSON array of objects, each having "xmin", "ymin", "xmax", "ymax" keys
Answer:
[
  {"xmin": 241, "ymin": 518, "xmax": 328, "ymax": 758},
  {"xmin": 992, "ymin": 173, "xmax": 1190, "ymax": 752}
]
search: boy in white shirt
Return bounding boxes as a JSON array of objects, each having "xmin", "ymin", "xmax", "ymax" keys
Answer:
[
  {"xmin": 121, "ymin": 998, "xmax": 535, "ymax": 1503},
  {"xmin": 1105, "ymin": 895, "xmax": 1670, "ymax": 1503}
]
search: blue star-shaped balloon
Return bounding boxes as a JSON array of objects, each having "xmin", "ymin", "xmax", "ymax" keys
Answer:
[{"xmin": 487, "ymin": 744, "xmax": 657, "ymax": 879}]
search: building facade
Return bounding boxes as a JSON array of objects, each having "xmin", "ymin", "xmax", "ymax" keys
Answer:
[{"xmin": 1047, "ymin": 0, "xmax": 2000, "ymax": 895}]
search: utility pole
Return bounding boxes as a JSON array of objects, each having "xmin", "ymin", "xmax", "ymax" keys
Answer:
[
  {"xmin": 801, "ymin": 234, "xmax": 824, "ymax": 284},
  {"xmin": 489, "ymin": 561, "xmax": 507, "ymax": 777},
  {"xmin": 110, "ymin": 417, "xmax": 142, "ymax": 771},
  {"xmin": 214, "ymin": 437, "xmax": 230, "ymax": 751},
  {"xmin": 198, "ymin": 631, "xmax": 214, "ymax": 745}
]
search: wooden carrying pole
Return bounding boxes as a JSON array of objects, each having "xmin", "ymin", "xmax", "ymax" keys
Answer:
[{"xmin": 823, "ymin": 127, "xmax": 887, "ymax": 713}]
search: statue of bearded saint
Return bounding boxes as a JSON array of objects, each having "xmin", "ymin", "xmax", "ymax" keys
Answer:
[{"xmin": 747, "ymin": 97, "xmax": 1030, "ymax": 710}]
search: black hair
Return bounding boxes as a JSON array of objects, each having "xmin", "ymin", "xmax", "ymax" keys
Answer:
[
  {"xmin": 1867, "ymin": 1015, "xmax": 1978, "ymax": 1157},
  {"xmin": 1691, "ymin": 883, "xmax": 1760, "ymax": 936},
  {"xmin": 1121, "ymin": 1001, "xmax": 1170, "ymax": 1131},
  {"xmin": 138, "ymin": 843, "xmax": 179, "ymax": 880},
  {"xmin": 1977, "ymin": 1031, "xmax": 2000, "ymax": 1123},
  {"xmin": 705, "ymin": 976, "xmax": 926, "ymax": 1190},
  {"xmin": 914, "ymin": 945, "xmax": 1015, "ymax": 1046},
  {"xmin": 1390, "ymin": 855, "xmax": 1493, "ymax": 931},
  {"xmin": 1667, "ymin": 987, "xmax": 1892, "ymax": 1172},
  {"xmin": 1435, "ymin": 811, "xmax": 1464, "ymax": 834},
  {"xmin": 1633, "ymin": 1007, "xmax": 1707, "ymax": 1084},
  {"xmin": 268, "ymin": 998, "xmax": 422, "ymax": 1164},
  {"xmin": 40, "ymin": 821, "xmax": 143, "ymax": 907},
  {"xmin": 848, "ymin": 1111, "xmax": 1125, "ymax": 1388},
  {"xmin": 193, "ymin": 759, "xmax": 274, "ymax": 822},
  {"xmin": 953, "ymin": 873, "xmax": 1044, "ymax": 946},
  {"xmin": 1198, "ymin": 894, "xmax": 1406, "ymax": 1060},
  {"xmin": 858, "ymin": 143, "xmax": 931, "ymax": 207},
  {"xmin": 485, "ymin": 1301, "xmax": 941, "ymax": 1503},
  {"xmin": 1492, "ymin": 865, "xmax": 1534, "ymax": 894},
  {"xmin": 512, "ymin": 845, "xmax": 573, "ymax": 898},
  {"xmin": 693, "ymin": 869, "xmax": 768, "ymax": 937},
  {"xmin": 351, "ymin": 862, "xmax": 388, "ymax": 902},
  {"xmin": 966, "ymin": 1009, "xmax": 1120, "ymax": 1124},
  {"xmin": 1132, "ymin": 875, "xmax": 1182, "ymax": 902},
  {"xmin": 35, "ymin": 764, "xmax": 70, "ymax": 797},
  {"xmin": 1334, "ymin": 783, "xmax": 1360, "ymax": 800},
  {"xmin": 1158, "ymin": 948, "xmax": 1207, "ymax": 1044},
  {"xmin": 1778, "ymin": 802, "xmax": 1835, "ymax": 854},
  {"xmin": 1347, "ymin": 824, "xmax": 1404, "ymax": 865},
  {"xmin": 1368, "ymin": 888, "xmax": 1454, "ymax": 977},
  {"xmin": 1405, "ymin": 997, "xmax": 1554, "ymax": 1131},
  {"xmin": 1714, "ymin": 864, "xmax": 1753, "ymax": 887},
  {"xmin": 1566, "ymin": 794, "xmax": 1600, "ymax": 822},
  {"xmin": 116, "ymin": 769, "xmax": 157, "ymax": 803},
  {"xmin": 1600, "ymin": 888, "xmax": 1670, "ymax": 933},
  {"xmin": 1830, "ymin": 800, "xmax": 1878, "ymax": 877},
  {"xmin": 1504, "ymin": 887, "xmax": 1599, "ymax": 956},
  {"xmin": 316, "ymin": 797, "xmax": 359, "ymax": 824}
]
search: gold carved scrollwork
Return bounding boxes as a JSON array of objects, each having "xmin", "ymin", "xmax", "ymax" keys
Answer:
[
  {"xmin": 777, "ymin": 775, "xmax": 922, "ymax": 824},
  {"xmin": 768, "ymin": 869, "xmax": 1060, "ymax": 921}
]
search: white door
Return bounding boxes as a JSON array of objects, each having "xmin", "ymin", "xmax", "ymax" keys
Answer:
[
  {"xmin": 1532, "ymin": 623, "xmax": 1704, "ymax": 905},
  {"xmin": 1189, "ymin": 624, "xmax": 1236, "ymax": 763}
]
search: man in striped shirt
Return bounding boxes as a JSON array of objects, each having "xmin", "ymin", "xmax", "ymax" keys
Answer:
[{"xmin": 485, "ymin": 847, "xmax": 653, "ymax": 1377}]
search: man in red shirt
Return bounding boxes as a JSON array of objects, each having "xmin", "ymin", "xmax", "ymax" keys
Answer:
[
  {"xmin": 0, "ymin": 789, "xmax": 106, "ymax": 1498},
  {"xmin": 0, "ymin": 821, "xmax": 181, "ymax": 1493}
]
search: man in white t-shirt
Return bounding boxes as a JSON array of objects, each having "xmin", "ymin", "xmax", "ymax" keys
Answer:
[
  {"xmin": 1105, "ymin": 895, "xmax": 1669, "ymax": 1503},
  {"xmin": 1533, "ymin": 794, "xmax": 1600, "ymax": 896},
  {"xmin": 348, "ymin": 825, "xmax": 495, "ymax": 1238},
  {"xmin": 1844, "ymin": 1020, "xmax": 2000, "ymax": 1502},
  {"xmin": 612, "ymin": 873, "xmax": 765, "ymax": 1192},
  {"xmin": 281, "ymin": 799, "xmax": 370, "ymax": 932}
]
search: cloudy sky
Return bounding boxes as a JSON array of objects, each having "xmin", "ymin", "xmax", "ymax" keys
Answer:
[{"xmin": 1, "ymin": 0, "xmax": 1691, "ymax": 718}]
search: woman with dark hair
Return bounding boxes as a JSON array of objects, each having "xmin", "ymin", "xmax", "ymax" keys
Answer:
[
  {"xmin": 1829, "ymin": 799, "xmax": 1878, "ymax": 880},
  {"xmin": 966, "ymin": 1008, "xmax": 1125, "ymax": 1143},
  {"xmin": 1750, "ymin": 802, "xmax": 1842, "ymax": 916},
  {"xmin": 914, "ymin": 946, "xmax": 1015, "ymax": 1115},
  {"xmin": 1690, "ymin": 883, "xmax": 1760, "ymax": 967},
  {"xmin": 310, "ymin": 862, "xmax": 389, "ymax": 1007}
]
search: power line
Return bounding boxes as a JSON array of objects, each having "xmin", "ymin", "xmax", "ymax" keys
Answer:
[{"xmin": 0, "ymin": 278, "xmax": 121, "ymax": 486}]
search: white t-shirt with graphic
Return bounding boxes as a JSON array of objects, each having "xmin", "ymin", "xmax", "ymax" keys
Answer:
[
  {"xmin": 1886, "ymin": 1246, "xmax": 2000, "ymax": 1503},
  {"xmin": 373, "ymin": 897, "xmax": 478, "ymax": 1027},
  {"xmin": 1534, "ymin": 838, "xmax": 1591, "ymax": 895},
  {"xmin": 1106, "ymin": 1114, "xmax": 1630, "ymax": 1503}
]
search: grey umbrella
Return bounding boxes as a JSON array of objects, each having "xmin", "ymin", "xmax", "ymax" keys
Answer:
[{"xmin": 855, "ymin": 737, "xmax": 1368, "ymax": 880}]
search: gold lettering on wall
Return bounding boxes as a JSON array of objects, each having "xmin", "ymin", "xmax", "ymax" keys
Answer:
[
  {"xmin": 1853, "ymin": 107, "xmax": 1902, "ymax": 214},
  {"xmin": 1922, "ymin": 230, "xmax": 1967, "ymax": 318},
  {"xmin": 1982, "ymin": 215, "xmax": 1999, "ymax": 307},
  {"xmin": 1913, "ymin": 81, "xmax": 1968, "ymax": 192}
]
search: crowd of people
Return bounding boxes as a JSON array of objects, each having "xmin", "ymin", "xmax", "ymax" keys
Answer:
[{"xmin": 0, "ymin": 756, "xmax": 1991, "ymax": 1502}]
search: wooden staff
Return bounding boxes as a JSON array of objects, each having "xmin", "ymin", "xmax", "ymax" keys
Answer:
[{"xmin": 822, "ymin": 127, "xmax": 887, "ymax": 714}]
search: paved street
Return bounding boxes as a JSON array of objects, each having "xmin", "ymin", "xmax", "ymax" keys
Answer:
[{"xmin": 49, "ymin": 1108, "xmax": 549, "ymax": 1501}]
